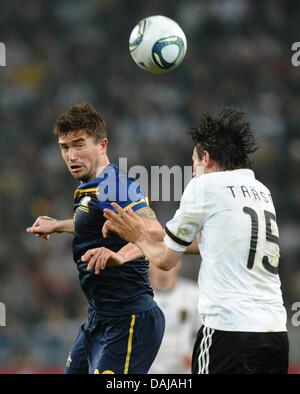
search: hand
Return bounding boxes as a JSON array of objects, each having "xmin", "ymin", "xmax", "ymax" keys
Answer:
[
  {"xmin": 103, "ymin": 203, "xmax": 146, "ymax": 243},
  {"xmin": 183, "ymin": 353, "xmax": 192, "ymax": 369},
  {"xmin": 82, "ymin": 247, "xmax": 125, "ymax": 274},
  {"xmin": 102, "ymin": 219, "xmax": 112, "ymax": 239},
  {"xmin": 26, "ymin": 216, "xmax": 58, "ymax": 241}
]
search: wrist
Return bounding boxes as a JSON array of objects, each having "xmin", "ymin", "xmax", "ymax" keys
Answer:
[
  {"xmin": 135, "ymin": 231, "xmax": 151, "ymax": 251},
  {"xmin": 53, "ymin": 219, "xmax": 62, "ymax": 233},
  {"xmin": 116, "ymin": 251, "xmax": 127, "ymax": 264}
]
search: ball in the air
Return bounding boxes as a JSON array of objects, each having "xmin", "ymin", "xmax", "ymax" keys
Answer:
[{"xmin": 129, "ymin": 15, "xmax": 187, "ymax": 74}]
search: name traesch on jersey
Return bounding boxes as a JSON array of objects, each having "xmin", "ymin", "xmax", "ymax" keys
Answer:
[
  {"xmin": 225, "ymin": 184, "xmax": 272, "ymax": 204},
  {"xmin": 164, "ymin": 169, "xmax": 287, "ymax": 332},
  {"xmin": 165, "ymin": 169, "xmax": 276, "ymax": 250}
]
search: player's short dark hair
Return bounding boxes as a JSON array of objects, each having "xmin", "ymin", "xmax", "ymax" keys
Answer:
[
  {"xmin": 53, "ymin": 102, "xmax": 107, "ymax": 142},
  {"xmin": 189, "ymin": 108, "xmax": 258, "ymax": 170}
]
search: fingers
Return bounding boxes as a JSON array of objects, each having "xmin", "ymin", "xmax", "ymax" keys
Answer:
[
  {"xmin": 111, "ymin": 202, "xmax": 126, "ymax": 216},
  {"xmin": 104, "ymin": 202, "xmax": 131, "ymax": 222},
  {"xmin": 82, "ymin": 248, "xmax": 103, "ymax": 274},
  {"xmin": 105, "ymin": 220, "xmax": 121, "ymax": 234},
  {"xmin": 111, "ymin": 204, "xmax": 138, "ymax": 225},
  {"xmin": 26, "ymin": 222, "xmax": 43, "ymax": 234},
  {"xmin": 102, "ymin": 226, "xmax": 109, "ymax": 239},
  {"xmin": 27, "ymin": 216, "xmax": 56, "ymax": 236},
  {"xmin": 87, "ymin": 251, "xmax": 101, "ymax": 274},
  {"xmin": 102, "ymin": 221, "xmax": 112, "ymax": 239},
  {"xmin": 127, "ymin": 208, "xmax": 139, "ymax": 220},
  {"xmin": 31, "ymin": 216, "xmax": 49, "ymax": 230},
  {"xmin": 82, "ymin": 248, "xmax": 112, "ymax": 274},
  {"xmin": 27, "ymin": 227, "xmax": 48, "ymax": 236},
  {"xmin": 27, "ymin": 226, "xmax": 50, "ymax": 240},
  {"xmin": 81, "ymin": 248, "xmax": 97, "ymax": 263},
  {"xmin": 32, "ymin": 216, "xmax": 42, "ymax": 228},
  {"xmin": 103, "ymin": 208, "xmax": 124, "ymax": 225},
  {"xmin": 102, "ymin": 217, "xmax": 126, "ymax": 239},
  {"xmin": 103, "ymin": 205, "xmax": 136, "ymax": 237},
  {"xmin": 94, "ymin": 252, "xmax": 110, "ymax": 274},
  {"xmin": 38, "ymin": 234, "xmax": 50, "ymax": 240},
  {"xmin": 103, "ymin": 208, "xmax": 140, "ymax": 243},
  {"xmin": 26, "ymin": 223, "xmax": 41, "ymax": 233}
]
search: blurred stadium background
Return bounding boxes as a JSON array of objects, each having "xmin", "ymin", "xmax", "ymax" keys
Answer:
[{"xmin": 0, "ymin": 0, "xmax": 300, "ymax": 373}]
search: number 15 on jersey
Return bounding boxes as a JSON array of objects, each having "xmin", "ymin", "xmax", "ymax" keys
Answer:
[{"xmin": 243, "ymin": 207, "xmax": 280, "ymax": 274}]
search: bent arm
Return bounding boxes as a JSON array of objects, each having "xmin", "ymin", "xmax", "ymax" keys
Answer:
[
  {"xmin": 83, "ymin": 207, "xmax": 164, "ymax": 273},
  {"xmin": 135, "ymin": 236, "xmax": 182, "ymax": 271},
  {"xmin": 54, "ymin": 218, "xmax": 74, "ymax": 233},
  {"xmin": 82, "ymin": 242, "xmax": 145, "ymax": 274},
  {"xmin": 26, "ymin": 216, "xmax": 74, "ymax": 238},
  {"xmin": 103, "ymin": 204, "xmax": 182, "ymax": 270},
  {"xmin": 135, "ymin": 208, "xmax": 183, "ymax": 268},
  {"xmin": 102, "ymin": 206, "xmax": 164, "ymax": 243},
  {"xmin": 116, "ymin": 242, "xmax": 143, "ymax": 262},
  {"xmin": 115, "ymin": 207, "xmax": 164, "ymax": 262},
  {"xmin": 184, "ymin": 238, "xmax": 200, "ymax": 255},
  {"xmin": 134, "ymin": 207, "xmax": 164, "ymax": 241}
]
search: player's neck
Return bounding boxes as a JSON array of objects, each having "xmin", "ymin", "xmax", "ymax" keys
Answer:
[
  {"xmin": 95, "ymin": 157, "xmax": 110, "ymax": 178},
  {"xmin": 204, "ymin": 164, "xmax": 224, "ymax": 174},
  {"xmin": 80, "ymin": 157, "xmax": 110, "ymax": 183}
]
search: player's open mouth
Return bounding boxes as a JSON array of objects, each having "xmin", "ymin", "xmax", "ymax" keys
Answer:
[{"xmin": 70, "ymin": 165, "xmax": 83, "ymax": 173}]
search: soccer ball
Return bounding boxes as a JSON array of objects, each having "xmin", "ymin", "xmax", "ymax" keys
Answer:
[{"xmin": 129, "ymin": 15, "xmax": 187, "ymax": 74}]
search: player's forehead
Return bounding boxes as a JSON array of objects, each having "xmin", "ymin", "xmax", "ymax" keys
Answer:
[{"xmin": 58, "ymin": 129, "xmax": 89, "ymax": 145}]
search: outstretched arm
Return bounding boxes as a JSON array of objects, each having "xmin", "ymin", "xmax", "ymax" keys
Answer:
[
  {"xmin": 102, "ymin": 206, "xmax": 164, "ymax": 241},
  {"xmin": 103, "ymin": 206, "xmax": 199, "ymax": 255},
  {"xmin": 83, "ymin": 207, "xmax": 164, "ymax": 274},
  {"xmin": 26, "ymin": 216, "xmax": 74, "ymax": 240},
  {"xmin": 82, "ymin": 242, "xmax": 143, "ymax": 274},
  {"xmin": 103, "ymin": 203, "xmax": 182, "ymax": 271}
]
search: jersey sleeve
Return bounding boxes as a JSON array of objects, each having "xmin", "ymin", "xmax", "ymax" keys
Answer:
[
  {"xmin": 97, "ymin": 171, "xmax": 149, "ymax": 213},
  {"xmin": 164, "ymin": 176, "xmax": 207, "ymax": 253}
]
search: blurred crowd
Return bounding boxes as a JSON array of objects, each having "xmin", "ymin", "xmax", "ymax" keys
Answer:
[{"xmin": 0, "ymin": 0, "xmax": 300, "ymax": 372}]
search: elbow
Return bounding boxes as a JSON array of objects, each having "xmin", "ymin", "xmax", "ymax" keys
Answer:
[
  {"xmin": 155, "ymin": 258, "xmax": 177, "ymax": 271},
  {"xmin": 156, "ymin": 263, "xmax": 172, "ymax": 271}
]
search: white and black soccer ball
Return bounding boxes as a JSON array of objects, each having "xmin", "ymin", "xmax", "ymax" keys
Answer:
[{"xmin": 129, "ymin": 15, "xmax": 187, "ymax": 74}]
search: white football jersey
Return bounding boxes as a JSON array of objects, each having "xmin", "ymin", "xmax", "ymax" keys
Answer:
[
  {"xmin": 149, "ymin": 278, "xmax": 200, "ymax": 374},
  {"xmin": 164, "ymin": 169, "xmax": 287, "ymax": 332}
]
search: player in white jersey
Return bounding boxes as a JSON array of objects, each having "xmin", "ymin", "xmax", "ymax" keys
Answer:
[
  {"xmin": 149, "ymin": 264, "xmax": 200, "ymax": 374},
  {"xmin": 102, "ymin": 109, "xmax": 289, "ymax": 374}
]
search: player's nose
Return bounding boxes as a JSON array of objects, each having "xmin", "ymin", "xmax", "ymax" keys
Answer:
[{"xmin": 68, "ymin": 148, "xmax": 79, "ymax": 161}]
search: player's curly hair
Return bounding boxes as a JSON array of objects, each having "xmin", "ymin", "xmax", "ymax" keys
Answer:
[
  {"xmin": 189, "ymin": 108, "xmax": 258, "ymax": 170},
  {"xmin": 53, "ymin": 102, "xmax": 107, "ymax": 142}
]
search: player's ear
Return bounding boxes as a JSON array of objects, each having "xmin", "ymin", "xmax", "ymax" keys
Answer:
[
  {"xmin": 99, "ymin": 138, "xmax": 108, "ymax": 152},
  {"xmin": 203, "ymin": 151, "xmax": 210, "ymax": 167},
  {"xmin": 203, "ymin": 151, "xmax": 216, "ymax": 170}
]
